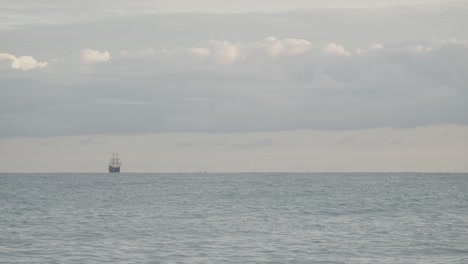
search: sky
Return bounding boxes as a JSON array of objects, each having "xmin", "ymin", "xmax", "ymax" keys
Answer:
[{"xmin": 1, "ymin": 0, "xmax": 467, "ymax": 172}]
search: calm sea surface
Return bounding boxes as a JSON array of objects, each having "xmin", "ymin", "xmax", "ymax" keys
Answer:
[{"xmin": 1, "ymin": 173, "xmax": 467, "ymax": 263}]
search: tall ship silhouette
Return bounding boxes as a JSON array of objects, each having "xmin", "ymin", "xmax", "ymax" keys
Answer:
[{"xmin": 108, "ymin": 153, "xmax": 122, "ymax": 173}]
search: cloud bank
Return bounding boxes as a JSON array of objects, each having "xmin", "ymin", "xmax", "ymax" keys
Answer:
[{"xmin": 1, "ymin": 37, "xmax": 467, "ymax": 137}]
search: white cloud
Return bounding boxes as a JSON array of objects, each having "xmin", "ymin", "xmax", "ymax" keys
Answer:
[
  {"xmin": 389, "ymin": 38, "xmax": 468, "ymax": 55},
  {"xmin": 355, "ymin": 43, "xmax": 384, "ymax": 54},
  {"xmin": 188, "ymin": 48, "xmax": 211, "ymax": 57},
  {"xmin": 369, "ymin": 43, "xmax": 384, "ymax": 50},
  {"xmin": 0, "ymin": 52, "xmax": 48, "ymax": 70},
  {"xmin": 117, "ymin": 37, "xmax": 313, "ymax": 64},
  {"xmin": 409, "ymin": 45, "xmax": 434, "ymax": 53},
  {"xmin": 257, "ymin": 37, "xmax": 313, "ymax": 57},
  {"xmin": 80, "ymin": 49, "xmax": 110, "ymax": 64},
  {"xmin": 209, "ymin": 40, "xmax": 243, "ymax": 64},
  {"xmin": 323, "ymin": 42, "xmax": 351, "ymax": 56},
  {"xmin": 206, "ymin": 37, "xmax": 312, "ymax": 62}
]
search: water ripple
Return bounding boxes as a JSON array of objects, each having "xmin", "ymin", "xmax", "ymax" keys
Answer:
[{"xmin": 1, "ymin": 173, "xmax": 467, "ymax": 263}]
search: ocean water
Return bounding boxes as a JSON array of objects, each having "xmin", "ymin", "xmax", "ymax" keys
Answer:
[{"xmin": 1, "ymin": 173, "xmax": 467, "ymax": 263}]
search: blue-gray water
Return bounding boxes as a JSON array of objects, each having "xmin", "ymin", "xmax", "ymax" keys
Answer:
[{"xmin": 1, "ymin": 173, "xmax": 467, "ymax": 263}]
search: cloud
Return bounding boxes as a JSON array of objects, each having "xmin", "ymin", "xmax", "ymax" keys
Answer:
[
  {"xmin": 1, "ymin": 37, "xmax": 468, "ymax": 137},
  {"xmin": 188, "ymin": 48, "xmax": 211, "ymax": 57},
  {"xmin": 257, "ymin": 37, "xmax": 313, "ymax": 57},
  {"xmin": 0, "ymin": 52, "xmax": 48, "ymax": 70},
  {"xmin": 114, "ymin": 37, "xmax": 313, "ymax": 64},
  {"xmin": 356, "ymin": 43, "xmax": 385, "ymax": 54},
  {"xmin": 209, "ymin": 40, "xmax": 243, "ymax": 64},
  {"xmin": 323, "ymin": 42, "xmax": 351, "ymax": 56},
  {"xmin": 369, "ymin": 43, "xmax": 384, "ymax": 50},
  {"xmin": 117, "ymin": 37, "xmax": 313, "ymax": 64},
  {"xmin": 206, "ymin": 37, "xmax": 312, "ymax": 62},
  {"xmin": 80, "ymin": 49, "xmax": 110, "ymax": 64}
]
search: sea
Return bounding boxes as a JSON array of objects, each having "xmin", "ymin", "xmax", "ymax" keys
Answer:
[{"xmin": 1, "ymin": 173, "xmax": 467, "ymax": 263}]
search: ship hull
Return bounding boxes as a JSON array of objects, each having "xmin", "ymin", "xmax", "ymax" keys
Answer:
[{"xmin": 108, "ymin": 166, "xmax": 120, "ymax": 173}]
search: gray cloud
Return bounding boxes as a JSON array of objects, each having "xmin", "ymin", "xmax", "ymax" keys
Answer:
[
  {"xmin": 1, "ymin": 2, "xmax": 468, "ymax": 137},
  {"xmin": 1, "ymin": 36, "xmax": 467, "ymax": 137}
]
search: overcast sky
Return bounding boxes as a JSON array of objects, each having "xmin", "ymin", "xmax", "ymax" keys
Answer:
[{"xmin": 1, "ymin": 0, "xmax": 467, "ymax": 172}]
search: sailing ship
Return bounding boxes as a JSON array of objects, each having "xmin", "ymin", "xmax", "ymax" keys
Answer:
[{"xmin": 108, "ymin": 152, "xmax": 122, "ymax": 173}]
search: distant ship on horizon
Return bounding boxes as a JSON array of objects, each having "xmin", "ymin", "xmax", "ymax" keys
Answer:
[{"xmin": 108, "ymin": 153, "xmax": 122, "ymax": 173}]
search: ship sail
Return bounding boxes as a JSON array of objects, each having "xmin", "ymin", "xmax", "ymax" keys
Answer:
[{"xmin": 108, "ymin": 152, "xmax": 122, "ymax": 173}]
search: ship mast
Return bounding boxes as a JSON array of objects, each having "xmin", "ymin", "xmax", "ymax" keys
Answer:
[{"xmin": 109, "ymin": 152, "xmax": 121, "ymax": 166}]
